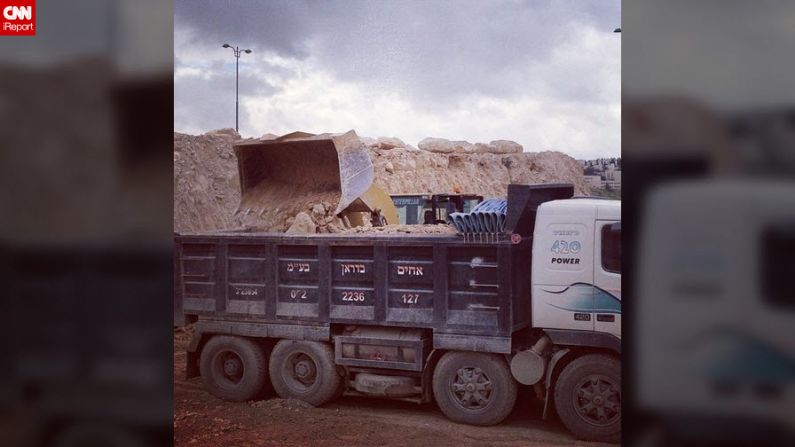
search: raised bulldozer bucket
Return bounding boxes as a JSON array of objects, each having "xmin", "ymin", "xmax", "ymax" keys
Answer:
[{"xmin": 232, "ymin": 130, "xmax": 377, "ymax": 230}]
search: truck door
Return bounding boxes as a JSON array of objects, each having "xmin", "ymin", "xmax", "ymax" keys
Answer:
[
  {"xmin": 594, "ymin": 221, "xmax": 622, "ymax": 337},
  {"xmin": 531, "ymin": 220, "xmax": 595, "ymax": 332}
]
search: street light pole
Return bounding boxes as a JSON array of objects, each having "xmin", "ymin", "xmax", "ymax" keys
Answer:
[
  {"xmin": 235, "ymin": 53, "xmax": 238, "ymax": 132},
  {"xmin": 222, "ymin": 43, "xmax": 252, "ymax": 133}
]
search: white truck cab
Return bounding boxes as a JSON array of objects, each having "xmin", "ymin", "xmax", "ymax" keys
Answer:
[
  {"xmin": 505, "ymin": 197, "xmax": 622, "ymax": 443},
  {"xmin": 532, "ymin": 198, "xmax": 622, "ymax": 338}
]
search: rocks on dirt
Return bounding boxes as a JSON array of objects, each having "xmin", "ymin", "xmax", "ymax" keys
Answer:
[
  {"xmin": 369, "ymin": 147, "xmax": 588, "ymax": 199},
  {"xmin": 286, "ymin": 212, "xmax": 316, "ymax": 234},
  {"xmin": 339, "ymin": 224, "xmax": 457, "ymax": 235},
  {"xmin": 416, "ymin": 137, "xmax": 522, "ymax": 155},
  {"xmin": 205, "ymin": 128, "xmax": 241, "ymax": 139},
  {"xmin": 360, "ymin": 136, "xmax": 409, "ymax": 150},
  {"xmin": 311, "ymin": 203, "xmax": 326, "ymax": 220},
  {"xmin": 486, "ymin": 140, "xmax": 523, "ymax": 154},
  {"xmin": 418, "ymin": 137, "xmax": 474, "ymax": 153},
  {"xmin": 374, "ymin": 136, "xmax": 407, "ymax": 150}
]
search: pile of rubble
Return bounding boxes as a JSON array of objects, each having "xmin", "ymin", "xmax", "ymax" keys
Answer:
[
  {"xmin": 338, "ymin": 224, "xmax": 457, "ymax": 235},
  {"xmin": 362, "ymin": 136, "xmax": 588, "ymax": 198},
  {"xmin": 174, "ymin": 129, "xmax": 244, "ymax": 232},
  {"xmin": 173, "ymin": 131, "xmax": 589, "ymax": 234}
]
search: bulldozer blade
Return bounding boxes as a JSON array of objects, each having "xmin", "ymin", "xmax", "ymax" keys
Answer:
[
  {"xmin": 342, "ymin": 183, "xmax": 399, "ymax": 226},
  {"xmin": 233, "ymin": 130, "xmax": 374, "ymax": 221}
]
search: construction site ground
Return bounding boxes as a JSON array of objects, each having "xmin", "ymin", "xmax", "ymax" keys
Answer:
[{"xmin": 174, "ymin": 329, "xmax": 612, "ymax": 447}]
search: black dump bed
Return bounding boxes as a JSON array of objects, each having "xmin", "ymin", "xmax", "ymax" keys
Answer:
[{"xmin": 175, "ymin": 184, "xmax": 573, "ymax": 354}]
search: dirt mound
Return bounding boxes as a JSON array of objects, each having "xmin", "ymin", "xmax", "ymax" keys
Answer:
[
  {"xmin": 174, "ymin": 131, "xmax": 245, "ymax": 232},
  {"xmin": 173, "ymin": 132, "xmax": 588, "ymax": 234},
  {"xmin": 369, "ymin": 147, "xmax": 588, "ymax": 198}
]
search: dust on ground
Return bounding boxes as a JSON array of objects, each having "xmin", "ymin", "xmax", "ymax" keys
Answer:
[{"xmin": 174, "ymin": 328, "xmax": 613, "ymax": 447}]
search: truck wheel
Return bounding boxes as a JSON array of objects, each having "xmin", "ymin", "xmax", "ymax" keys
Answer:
[
  {"xmin": 269, "ymin": 340, "xmax": 342, "ymax": 406},
  {"xmin": 199, "ymin": 335, "xmax": 269, "ymax": 402},
  {"xmin": 554, "ymin": 353, "xmax": 621, "ymax": 443},
  {"xmin": 432, "ymin": 351, "xmax": 517, "ymax": 426}
]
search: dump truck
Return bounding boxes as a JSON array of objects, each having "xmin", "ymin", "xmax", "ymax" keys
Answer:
[{"xmin": 176, "ymin": 182, "xmax": 622, "ymax": 442}]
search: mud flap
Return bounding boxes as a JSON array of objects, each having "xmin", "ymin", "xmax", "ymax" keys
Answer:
[
  {"xmin": 542, "ymin": 348, "xmax": 570, "ymax": 419},
  {"xmin": 186, "ymin": 328, "xmax": 205, "ymax": 379}
]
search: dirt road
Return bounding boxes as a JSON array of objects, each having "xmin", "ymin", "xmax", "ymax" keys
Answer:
[{"xmin": 174, "ymin": 330, "xmax": 613, "ymax": 447}]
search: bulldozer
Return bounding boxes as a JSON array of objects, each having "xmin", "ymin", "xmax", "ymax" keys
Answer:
[{"xmin": 233, "ymin": 130, "xmax": 398, "ymax": 230}]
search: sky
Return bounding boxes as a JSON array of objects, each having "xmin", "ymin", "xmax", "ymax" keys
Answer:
[{"xmin": 174, "ymin": 0, "xmax": 621, "ymax": 159}]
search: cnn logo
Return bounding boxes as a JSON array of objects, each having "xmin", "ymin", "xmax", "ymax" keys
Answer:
[
  {"xmin": 3, "ymin": 5, "xmax": 31, "ymax": 20},
  {"xmin": 0, "ymin": 0, "xmax": 35, "ymax": 35}
]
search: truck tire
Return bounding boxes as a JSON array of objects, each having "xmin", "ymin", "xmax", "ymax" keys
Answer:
[
  {"xmin": 269, "ymin": 340, "xmax": 342, "ymax": 406},
  {"xmin": 200, "ymin": 335, "xmax": 269, "ymax": 402},
  {"xmin": 554, "ymin": 353, "xmax": 621, "ymax": 443},
  {"xmin": 432, "ymin": 351, "xmax": 518, "ymax": 426}
]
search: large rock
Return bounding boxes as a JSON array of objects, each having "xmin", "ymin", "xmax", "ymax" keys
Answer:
[
  {"xmin": 374, "ymin": 136, "xmax": 406, "ymax": 150},
  {"xmin": 488, "ymin": 140, "xmax": 523, "ymax": 154},
  {"xmin": 286, "ymin": 212, "xmax": 316, "ymax": 234},
  {"xmin": 359, "ymin": 136, "xmax": 377, "ymax": 147},
  {"xmin": 311, "ymin": 203, "xmax": 326, "ymax": 221},
  {"xmin": 206, "ymin": 128, "xmax": 241, "ymax": 139},
  {"xmin": 472, "ymin": 140, "xmax": 523, "ymax": 154},
  {"xmin": 418, "ymin": 137, "xmax": 474, "ymax": 153},
  {"xmin": 472, "ymin": 143, "xmax": 494, "ymax": 154}
]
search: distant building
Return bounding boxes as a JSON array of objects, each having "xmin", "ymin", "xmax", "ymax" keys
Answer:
[
  {"xmin": 584, "ymin": 174, "xmax": 603, "ymax": 189},
  {"xmin": 578, "ymin": 157, "xmax": 621, "ymax": 191}
]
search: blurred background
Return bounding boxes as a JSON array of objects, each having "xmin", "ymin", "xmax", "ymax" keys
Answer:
[
  {"xmin": 623, "ymin": 1, "xmax": 795, "ymax": 445},
  {"xmin": 0, "ymin": 0, "xmax": 173, "ymax": 446}
]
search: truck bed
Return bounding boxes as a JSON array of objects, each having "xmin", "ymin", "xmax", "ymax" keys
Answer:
[{"xmin": 175, "ymin": 231, "xmax": 531, "ymax": 353}]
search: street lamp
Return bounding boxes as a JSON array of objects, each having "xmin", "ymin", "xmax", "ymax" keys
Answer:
[{"xmin": 222, "ymin": 43, "xmax": 253, "ymax": 133}]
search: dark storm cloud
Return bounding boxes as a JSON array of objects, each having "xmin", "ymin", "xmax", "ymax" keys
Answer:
[
  {"xmin": 306, "ymin": 0, "xmax": 618, "ymax": 104},
  {"xmin": 175, "ymin": 0, "xmax": 619, "ymax": 104},
  {"xmin": 174, "ymin": 0, "xmax": 315, "ymax": 58},
  {"xmin": 175, "ymin": 57, "xmax": 278, "ymax": 133}
]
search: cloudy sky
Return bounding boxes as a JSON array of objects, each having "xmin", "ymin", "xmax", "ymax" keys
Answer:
[{"xmin": 175, "ymin": 0, "xmax": 620, "ymax": 159}]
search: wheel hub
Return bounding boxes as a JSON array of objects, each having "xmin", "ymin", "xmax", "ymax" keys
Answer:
[
  {"xmin": 450, "ymin": 367, "xmax": 492, "ymax": 410},
  {"xmin": 294, "ymin": 360, "xmax": 314, "ymax": 379},
  {"xmin": 574, "ymin": 375, "xmax": 620, "ymax": 426},
  {"xmin": 285, "ymin": 352, "xmax": 318, "ymax": 389},
  {"xmin": 224, "ymin": 358, "xmax": 241, "ymax": 376}
]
